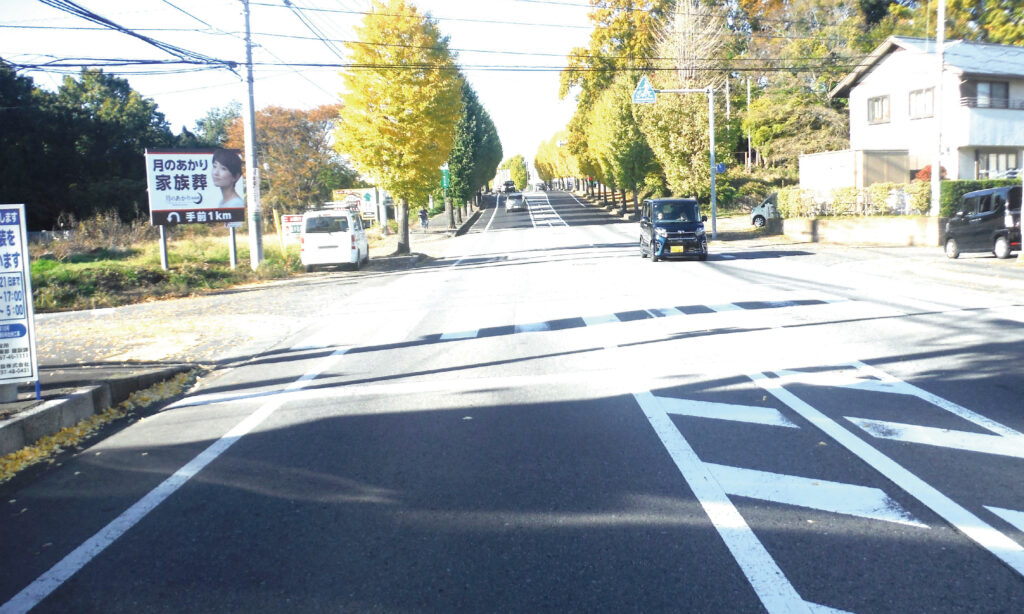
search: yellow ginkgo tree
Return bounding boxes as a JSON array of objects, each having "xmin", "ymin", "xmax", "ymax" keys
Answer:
[{"xmin": 335, "ymin": 0, "xmax": 463, "ymax": 254}]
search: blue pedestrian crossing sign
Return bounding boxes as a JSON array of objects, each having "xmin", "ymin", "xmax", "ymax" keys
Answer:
[{"xmin": 632, "ymin": 76, "xmax": 657, "ymax": 104}]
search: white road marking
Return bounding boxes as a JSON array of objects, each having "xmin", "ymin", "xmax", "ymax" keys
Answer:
[
  {"xmin": 634, "ymin": 391, "xmax": 811, "ymax": 613},
  {"xmin": 709, "ymin": 303, "xmax": 742, "ymax": 312},
  {"xmin": 440, "ymin": 329, "xmax": 479, "ymax": 341},
  {"xmin": 657, "ymin": 396, "xmax": 798, "ymax": 428},
  {"xmin": 514, "ymin": 321, "xmax": 550, "ymax": 333},
  {"xmin": 720, "ymin": 254, "xmax": 737, "ymax": 260},
  {"xmin": 750, "ymin": 371, "xmax": 1024, "ymax": 579},
  {"xmin": 583, "ymin": 313, "xmax": 619, "ymax": 326},
  {"xmin": 706, "ymin": 463, "xmax": 927, "ymax": 527},
  {"xmin": 570, "ymin": 193, "xmax": 588, "ymax": 207},
  {"xmin": 986, "ymin": 506, "xmax": 1024, "ymax": 534},
  {"xmin": 655, "ymin": 307, "xmax": 684, "ymax": 317},
  {"xmin": 0, "ymin": 348, "xmax": 350, "ymax": 614},
  {"xmin": 779, "ymin": 361, "xmax": 1024, "ymax": 450},
  {"xmin": 847, "ymin": 418, "xmax": 1024, "ymax": 459}
]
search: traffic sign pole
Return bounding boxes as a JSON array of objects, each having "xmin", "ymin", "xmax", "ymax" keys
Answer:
[{"xmin": 634, "ymin": 78, "xmax": 719, "ymax": 240}]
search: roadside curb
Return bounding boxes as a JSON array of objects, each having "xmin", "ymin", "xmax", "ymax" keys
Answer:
[{"xmin": 0, "ymin": 365, "xmax": 191, "ymax": 457}]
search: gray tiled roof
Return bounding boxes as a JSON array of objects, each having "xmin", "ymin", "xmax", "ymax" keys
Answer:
[
  {"xmin": 896, "ymin": 36, "xmax": 1024, "ymax": 78},
  {"xmin": 830, "ymin": 36, "xmax": 1024, "ymax": 98}
]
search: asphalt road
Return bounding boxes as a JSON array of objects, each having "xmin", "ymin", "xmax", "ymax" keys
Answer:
[{"xmin": 3, "ymin": 190, "xmax": 1024, "ymax": 613}]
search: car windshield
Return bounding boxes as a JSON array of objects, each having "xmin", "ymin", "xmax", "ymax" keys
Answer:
[
  {"xmin": 305, "ymin": 216, "xmax": 348, "ymax": 233},
  {"xmin": 654, "ymin": 201, "xmax": 700, "ymax": 222}
]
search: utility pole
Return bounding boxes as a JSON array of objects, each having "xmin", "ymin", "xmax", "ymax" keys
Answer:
[
  {"xmin": 242, "ymin": 0, "xmax": 263, "ymax": 269},
  {"xmin": 929, "ymin": 0, "xmax": 945, "ymax": 217}
]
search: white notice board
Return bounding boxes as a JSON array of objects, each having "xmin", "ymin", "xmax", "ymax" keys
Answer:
[{"xmin": 0, "ymin": 204, "xmax": 38, "ymax": 385}]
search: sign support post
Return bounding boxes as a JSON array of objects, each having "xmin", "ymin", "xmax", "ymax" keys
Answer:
[
  {"xmin": 159, "ymin": 225, "xmax": 169, "ymax": 271},
  {"xmin": 633, "ymin": 77, "xmax": 719, "ymax": 240}
]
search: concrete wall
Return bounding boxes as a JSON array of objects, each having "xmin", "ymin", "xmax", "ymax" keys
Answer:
[{"xmin": 782, "ymin": 216, "xmax": 945, "ymax": 247}]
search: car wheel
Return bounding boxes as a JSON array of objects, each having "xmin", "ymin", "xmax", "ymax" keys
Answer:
[
  {"xmin": 994, "ymin": 235, "xmax": 1012, "ymax": 259},
  {"xmin": 753, "ymin": 215, "xmax": 766, "ymax": 228},
  {"xmin": 304, "ymin": 264, "xmax": 314, "ymax": 273},
  {"xmin": 944, "ymin": 237, "xmax": 960, "ymax": 259},
  {"xmin": 650, "ymin": 242, "xmax": 659, "ymax": 262},
  {"xmin": 699, "ymin": 241, "xmax": 708, "ymax": 261},
  {"xmin": 363, "ymin": 246, "xmax": 370, "ymax": 264},
  {"xmin": 640, "ymin": 237, "xmax": 648, "ymax": 258}
]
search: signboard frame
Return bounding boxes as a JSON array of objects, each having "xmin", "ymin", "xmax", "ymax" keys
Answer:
[
  {"xmin": 144, "ymin": 148, "xmax": 246, "ymax": 226},
  {"xmin": 0, "ymin": 204, "xmax": 39, "ymax": 387}
]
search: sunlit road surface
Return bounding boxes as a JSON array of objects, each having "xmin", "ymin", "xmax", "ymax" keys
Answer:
[{"xmin": 3, "ymin": 190, "xmax": 1024, "ymax": 613}]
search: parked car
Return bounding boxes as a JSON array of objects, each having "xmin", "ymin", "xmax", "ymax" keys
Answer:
[
  {"xmin": 300, "ymin": 207, "xmax": 369, "ymax": 272},
  {"xmin": 750, "ymin": 193, "xmax": 779, "ymax": 228},
  {"xmin": 639, "ymin": 198, "xmax": 708, "ymax": 261},
  {"xmin": 504, "ymin": 192, "xmax": 526, "ymax": 212},
  {"xmin": 944, "ymin": 186, "xmax": 1021, "ymax": 259}
]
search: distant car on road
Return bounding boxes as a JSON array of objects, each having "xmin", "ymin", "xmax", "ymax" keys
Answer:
[
  {"xmin": 504, "ymin": 192, "xmax": 526, "ymax": 213},
  {"xmin": 639, "ymin": 198, "xmax": 708, "ymax": 261},
  {"xmin": 945, "ymin": 185, "xmax": 1021, "ymax": 259},
  {"xmin": 750, "ymin": 193, "xmax": 779, "ymax": 228},
  {"xmin": 503, "ymin": 180, "xmax": 517, "ymax": 193}
]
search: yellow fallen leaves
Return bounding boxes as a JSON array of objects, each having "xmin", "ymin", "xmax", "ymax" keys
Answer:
[{"xmin": 0, "ymin": 370, "xmax": 201, "ymax": 484}]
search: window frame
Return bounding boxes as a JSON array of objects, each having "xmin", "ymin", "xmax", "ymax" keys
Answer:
[
  {"xmin": 868, "ymin": 95, "xmax": 890, "ymax": 124},
  {"xmin": 908, "ymin": 87, "xmax": 934, "ymax": 119}
]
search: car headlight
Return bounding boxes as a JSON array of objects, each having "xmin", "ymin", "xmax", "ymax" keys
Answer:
[
  {"xmin": 695, "ymin": 227, "xmax": 705, "ymax": 237},
  {"xmin": 655, "ymin": 227, "xmax": 667, "ymax": 238}
]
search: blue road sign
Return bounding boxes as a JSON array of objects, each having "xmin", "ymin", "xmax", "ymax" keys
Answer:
[
  {"xmin": 715, "ymin": 162, "xmax": 726, "ymax": 174},
  {"xmin": 632, "ymin": 76, "xmax": 657, "ymax": 104}
]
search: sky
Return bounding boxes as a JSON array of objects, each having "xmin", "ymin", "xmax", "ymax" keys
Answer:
[{"xmin": 0, "ymin": 0, "xmax": 594, "ymax": 168}]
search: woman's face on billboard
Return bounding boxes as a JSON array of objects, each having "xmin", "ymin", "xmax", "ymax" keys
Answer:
[{"xmin": 212, "ymin": 160, "xmax": 237, "ymax": 188}]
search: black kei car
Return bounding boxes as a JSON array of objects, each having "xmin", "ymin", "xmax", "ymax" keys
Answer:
[
  {"xmin": 944, "ymin": 186, "xmax": 1022, "ymax": 259},
  {"xmin": 639, "ymin": 198, "xmax": 709, "ymax": 261}
]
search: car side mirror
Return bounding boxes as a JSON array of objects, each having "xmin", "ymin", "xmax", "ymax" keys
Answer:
[{"xmin": 701, "ymin": 215, "xmax": 708, "ymax": 222}]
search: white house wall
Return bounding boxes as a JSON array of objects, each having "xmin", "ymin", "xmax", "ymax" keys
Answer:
[{"xmin": 849, "ymin": 48, "xmax": 940, "ymax": 157}]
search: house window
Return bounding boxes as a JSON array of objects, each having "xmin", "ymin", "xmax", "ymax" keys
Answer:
[
  {"xmin": 868, "ymin": 95, "xmax": 889, "ymax": 124},
  {"xmin": 909, "ymin": 88, "xmax": 933, "ymax": 119},
  {"xmin": 978, "ymin": 82, "xmax": 1009, "ymax": 108},
  {"xmin": 976, "ymin": 150, "xmax": 1019, "ymax": 179},
  {"xmin": 963, "ymin": 80, "xmax": 1010, "ymax": 109}
]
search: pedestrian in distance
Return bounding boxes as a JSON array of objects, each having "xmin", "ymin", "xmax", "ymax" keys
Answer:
[{"xmin": 419, "ymin": 207, "xmax": 429, "ymax": 230}]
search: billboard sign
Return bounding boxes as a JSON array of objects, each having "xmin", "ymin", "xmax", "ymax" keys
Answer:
[
  {"xmin": 332, "ymin": 188, "xmax": 379, "ymax": 221},
  {"xmin": 145, "ymin": 148, "xmax": 246, "ymax": 225},
  {"xmin": 0, "ymin": 204, "xmax": 38, "ymax": 385}
]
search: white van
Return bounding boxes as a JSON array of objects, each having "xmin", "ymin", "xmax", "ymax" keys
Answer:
[{"xmin": 299, "ymin": 208, "xmax": 369, "ymax": 272}]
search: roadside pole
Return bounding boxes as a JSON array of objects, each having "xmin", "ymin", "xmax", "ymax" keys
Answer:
[
  {"xmin": 929, "ymin": 0, "xmax": 945, "ymax": 217},
  {"xmin": 632, "ymin": 76, "xmax": 718, "ymax": 240},
  {"xmin": 159, "ymin": 225, "xmax": 169, "ymax": 270},
  {"xmin": 242, "ymin": 0, "xmax": 263, "ymax": 270}
]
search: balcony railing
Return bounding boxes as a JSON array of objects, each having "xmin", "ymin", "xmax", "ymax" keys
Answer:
[{"xmin": 960, "ymin": 97, "xmax": 1024, "ymax": 110}]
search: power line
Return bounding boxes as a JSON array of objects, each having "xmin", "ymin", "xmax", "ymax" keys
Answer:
[{"xmin": 35, "ymin": 0, "xmax": 236, "ymax": 68}]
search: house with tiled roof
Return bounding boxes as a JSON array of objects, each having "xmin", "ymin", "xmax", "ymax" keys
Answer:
[{"xmin": 827, "ymin": 36, "xmax": 1024, "ymax": 182}]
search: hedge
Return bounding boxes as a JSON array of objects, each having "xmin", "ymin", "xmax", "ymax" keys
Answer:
[{"xmin": 779, "ymin": 179, "xmax": 1020, "ymax": 218}]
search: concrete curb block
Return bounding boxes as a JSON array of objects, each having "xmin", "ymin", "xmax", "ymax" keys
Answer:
[{"xmin": 0, "ymin": 365, "xmax": 190, "ymax": 457}]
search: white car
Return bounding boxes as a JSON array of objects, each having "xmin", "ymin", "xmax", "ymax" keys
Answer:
[
  {"xmin": 300, "ymin": 208, "xmax": 369, "ymax": 272},
  {"xmin": 504, "ymin": 192, "xmax": 526, "ymax": 212}
]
